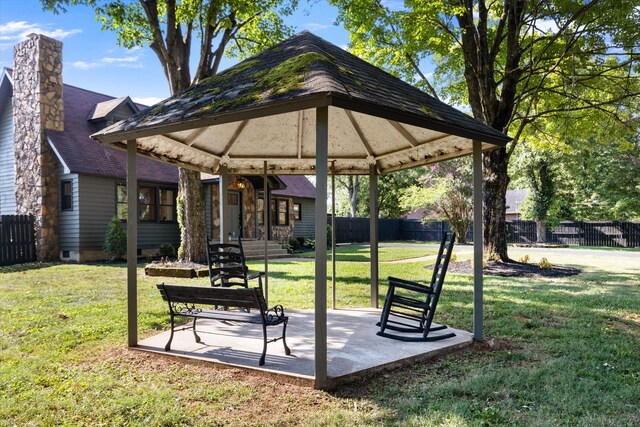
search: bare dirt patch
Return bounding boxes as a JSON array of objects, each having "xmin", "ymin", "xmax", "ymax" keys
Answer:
[{"xmin": 448, "ymin": 260, "xmax": 581, "ymax": 278}]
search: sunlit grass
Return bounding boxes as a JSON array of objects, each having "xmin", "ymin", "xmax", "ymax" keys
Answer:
[
  {"xmin": 296, "ymin": 243, "xmax": 441, "ymax": 262},
  {"xmin": 0, "ymin": 246, "xmax": 638, "ymax": 425}
]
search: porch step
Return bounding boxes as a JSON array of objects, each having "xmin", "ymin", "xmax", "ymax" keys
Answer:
[{"xmin": 241, "ymin": 240, "xmax": 291, "ymax": 260}]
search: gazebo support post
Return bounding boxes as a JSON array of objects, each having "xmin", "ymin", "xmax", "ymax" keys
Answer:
[
  {"xmin": 472, "ymin": 140, "xmax": 484, "ymax": 341},
  {"xmin": 331, "ymin": 161, "xmax": 336, "ymax": 310},
  {"xmin": 369, "ymin": 164, "xmax": 379, "ymax": 308},
  {"xmin": 219, "ymin": 165, "xmax": 230, "ymax": 243},
  {"xmin": 263, "ymin": 161, "xmax": 269, "ymax": 305},
  {"xmin": 126, "ymin": 139, "xmax": 138, "ymax": 347},
  {"xmin": 314, "ymin": 106, "xmax": 329, "ymax": 388}
]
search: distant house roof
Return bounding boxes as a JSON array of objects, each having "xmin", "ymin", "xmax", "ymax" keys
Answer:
[
  {"xmin": 404, "ymin": 208, "xmax": 425, "ymax": 220},
  {"xmin": 272, "ymin": 175, "xmax": 315, "ymax": 199},
  {"xmin": 45, "ymin": 84, "xmax": 179, "ymax": 184},
  {"xmin": 87, "ymin": 96, "xmax": 139, "ymax": 122},
  {"xmin": 506, "ymin": 189, "xmax": 529, "ymax": 214}
]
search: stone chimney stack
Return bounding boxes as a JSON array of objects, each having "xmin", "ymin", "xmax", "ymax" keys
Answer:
[{"xmin": 13, "ymin": 34, "xmax": 63, "ymax": 261}]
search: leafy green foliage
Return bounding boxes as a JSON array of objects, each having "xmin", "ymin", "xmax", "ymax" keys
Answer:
[
  {"xmin": 103, "ymin": 216, "xmax": 126, "ymax": 260},
  {"xmin": 400, "ymin": 158, "xmax": 473, "ymax": 243}
]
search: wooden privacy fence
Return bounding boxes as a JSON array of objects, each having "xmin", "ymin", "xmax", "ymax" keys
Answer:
[
  {"xmin": 0, "ymin": 215, "xmax": 37, "ymax": 265},
  {"xmin": 507, "ymin": 220, "xmax": 640, "ymax": 248},
  {"xmin": 328, "ymin": 215, "xmax": 640, "ymax": 248}
]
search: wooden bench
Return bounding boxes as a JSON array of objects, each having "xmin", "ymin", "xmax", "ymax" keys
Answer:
[{"xmin": 156, "ymin": 283, "xmax": 291, "ymax": 366}]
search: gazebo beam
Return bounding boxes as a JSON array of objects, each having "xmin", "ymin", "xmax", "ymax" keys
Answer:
[
  {"xmin": 126, "ymin": 139, "xmax": 138, "ymax": 347},
  {"xmin": 473, "ymin": 140, "xmax": 484, "ymax": 341},
  {"xmin": 315, "ymin": 106, "xmax": 329, "ymax": 388}
]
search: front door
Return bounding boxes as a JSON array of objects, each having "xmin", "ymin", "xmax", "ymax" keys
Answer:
[{"xmin": 228, "ymin": 191, "xmax": 242, "ymax": 238}]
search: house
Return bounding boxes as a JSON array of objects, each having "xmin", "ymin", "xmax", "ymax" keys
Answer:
[
  {"xmin": 0, "ymin": 33, "xmax": 314, "ymax": 262},
  {"xmin": 505, "ymin": 189, "xmax": 529, "ymax": 220}
]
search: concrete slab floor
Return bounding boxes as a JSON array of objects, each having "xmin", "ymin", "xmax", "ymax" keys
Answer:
[{"xmin": 137, "ymin": 308, "xmax": 473, "ymax": 388}]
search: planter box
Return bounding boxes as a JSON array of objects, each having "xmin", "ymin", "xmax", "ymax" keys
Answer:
[{"xmin": 144, "ymin": 264, "xmax": 209, "ymax": 278}]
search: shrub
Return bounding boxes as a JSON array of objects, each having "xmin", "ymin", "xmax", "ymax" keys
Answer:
[
  {"xmin": 518, "ymin": 254, "xmax": 530, "ymax": 263},
  {"xmin": 327, "ymin": 224, "xmax": 333, "ymax": 247},
  {"xmin": 103, "ymin": 216, "xmax": 126, "ymax": 260},
  {"xmin": 539, "ymin": 257, "xmax": 553, "ymax": 269},
  {"xmin": 297, "ymin": 236, "xmax": 305, "ymax": 247},
  {"xmin": 288, "ymin": 238, "xmax": 300, "ymax": 251},
  {"xmin": 158, "ymin": 243, "xmax": 175, "ymax": 258}
]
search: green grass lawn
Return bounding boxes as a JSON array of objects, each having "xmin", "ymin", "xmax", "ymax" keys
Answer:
[
  {"xmin": 297, "ymin": 243, "xmax": 441, "ymax": 262},
  {"xmin": 0, "ymin": 247, "xmax": 639, "ymax": 426}
]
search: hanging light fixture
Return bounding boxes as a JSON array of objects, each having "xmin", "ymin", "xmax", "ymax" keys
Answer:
[{"xmin": 231, "ymin": 176, "xmax": 247, "ymax": 190}]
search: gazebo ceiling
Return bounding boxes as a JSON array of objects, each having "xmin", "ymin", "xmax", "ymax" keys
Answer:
[{"xmin": 92, "ymin": 31, "xmax": 510, "ymax": 175}]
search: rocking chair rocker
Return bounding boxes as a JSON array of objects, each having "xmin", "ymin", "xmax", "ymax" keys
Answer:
[{"xmin": 377, "ymin": 232, "xmax": 456, "ymax": 342}]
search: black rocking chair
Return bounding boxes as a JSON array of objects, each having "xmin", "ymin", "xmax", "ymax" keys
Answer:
[
  {"xmin": 205, "ymin": 236, "xmax": 264, "ymax": 290},
  {"xmin": 377, "ymin": 232, "xmax": 456, "ymax": 342}
]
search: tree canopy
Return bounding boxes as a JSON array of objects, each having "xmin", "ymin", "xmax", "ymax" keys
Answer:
[{"xmin": 331, "ymin": 0, "xmax": 640, "ymax": 259}]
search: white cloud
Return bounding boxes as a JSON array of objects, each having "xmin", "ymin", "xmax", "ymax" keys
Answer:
[
  {"xmin": 102, "ymin": 56, "xmax": 139, "ymax": 64},
  {"xmin": 304, "ymin": 23, "xmax": 329, "ymax": 32},
  {"xmin": 0, "ymin": 21, "xmax": 81, "ymax": 48},
  {"xmin": 72, "ymin": 61, "xmax": 99, "ymax": 70},
  {"xmin": 72, "ymin": 55, "xmax": 144, "ymax": 70},
  {"xmin": 132, "ymin": 96, "xmax": 164, "ymax": 106}
]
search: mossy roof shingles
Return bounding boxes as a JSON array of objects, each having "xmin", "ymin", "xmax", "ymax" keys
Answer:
[
  {"xmin": 94, "ymin": 31, "xmax": 509, "ymax": 145},
  {"xmin": 92, "ymin": 32, "xmax": 510, "ymax": 175}
]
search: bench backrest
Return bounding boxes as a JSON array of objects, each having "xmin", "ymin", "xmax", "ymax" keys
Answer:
[{"xmin": 157, "ymin": 283, "xmax": 266, "ymax": 312}]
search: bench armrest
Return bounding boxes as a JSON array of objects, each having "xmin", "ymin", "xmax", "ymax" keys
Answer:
[
  {"xmin": 388, "ymin": 276, "xmax": 433, "ymax": 294},
  {"xmin": 264, "ymin": 304, "xmax": 287, "ymax": 325}
]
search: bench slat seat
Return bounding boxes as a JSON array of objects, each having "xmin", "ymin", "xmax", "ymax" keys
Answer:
[{"xmin": 157, "ymin": 283, "xmax": 291, "ymax": 365}]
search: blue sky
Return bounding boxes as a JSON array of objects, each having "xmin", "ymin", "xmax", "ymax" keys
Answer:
[{"xmin": 0, "ymin": 0, "xmax": 351, "ymax": 105}]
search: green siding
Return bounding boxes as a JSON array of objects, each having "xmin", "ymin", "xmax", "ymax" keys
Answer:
[
  {"xmin": 294, "ymin": 197, "xmax": 315, "ymax": 238},
  {"xmin": 58, "ymin": 171, "xmax": 80, "ymax": 252},
  {"xmin": 77, "ymin": 175, "xmax": 180, "ymax": 251}
]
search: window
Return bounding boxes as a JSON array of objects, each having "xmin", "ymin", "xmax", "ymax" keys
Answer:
[
  {"xmin": 270, "ymin": 198, "xmax": 289, "ymax": 226},
  {"xmin": 293, "ymin": 203, "xmax": 301, "ymax": 221},
  {"xmin": 116, "ymin": 184, "xmax": 176, "ymax": 223},
  {"xmin": 138, "ymin": 187, "xmax": 156, "ymax": 221},
  {"xmin": 61, "ymin": 180, "xmax": 72, "ymax": 210},
  {"xmin": 159, "ymin": 189, "xmax": 176, "ymax": 222},
  {"xmin": 116, "ymin": 185, "xmax": 127, "ymax": 220}
]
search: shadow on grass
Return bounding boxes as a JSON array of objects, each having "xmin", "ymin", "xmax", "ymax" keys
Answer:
[{"xmin": 0, "ymin": 262, "xmax": 60, "ymax": 274}]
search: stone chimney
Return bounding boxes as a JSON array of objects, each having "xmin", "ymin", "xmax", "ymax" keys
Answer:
[{"xmin": 13, "ymin": 34, "xmax": 63, "ymax": 261}]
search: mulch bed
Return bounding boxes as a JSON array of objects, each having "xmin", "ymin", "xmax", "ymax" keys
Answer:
[{"xmin": 447, "ymin": 260, "xmax": 581, "ymax": 278}]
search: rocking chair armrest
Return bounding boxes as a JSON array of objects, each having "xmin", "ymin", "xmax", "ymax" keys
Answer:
[
  {"xmin": 388, "ymin": 276, "xmax": 433, "ymax": 294},
  {"xmin": 247, "ymin": 271, "xmax": 265, "ymax": 280}
]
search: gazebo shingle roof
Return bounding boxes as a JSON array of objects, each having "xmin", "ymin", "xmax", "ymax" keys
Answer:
[{"xmin": 93, "ymin": 31, "xmax": 510, "ymax": 175}]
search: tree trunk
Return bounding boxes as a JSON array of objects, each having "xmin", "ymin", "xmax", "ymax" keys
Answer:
[
  {"xmin": 483, "ymin": 147, "xmax": 511, "ymax": 261},
  {"xmin": 349, "ymin": 176, "xmax": 359, "ymax": 217},
  {"xmin": 536, "ymin": 220, "xmax": 547, "ymax": 243},
  {"xmin": 177, "ymin": 168, "xmax": 206, "ymax": 263}
]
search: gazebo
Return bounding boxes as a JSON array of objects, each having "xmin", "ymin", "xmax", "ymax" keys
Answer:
[{"xmin": 92, "ymin": 31, "xmax": 510, "ymax": 389}]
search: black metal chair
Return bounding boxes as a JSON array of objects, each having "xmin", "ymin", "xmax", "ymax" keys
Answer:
[
  {"xmin": 377, "ymin": 232, "xmax": 456, "ymax": 342},
  {"xmin": 205, "ymin": 236, "xmax": 264, "ymax": 290}
]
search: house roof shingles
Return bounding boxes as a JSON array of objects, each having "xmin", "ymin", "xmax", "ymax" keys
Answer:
[
  {"xmin": 46, "ymin": 84, "xmax": 178, "ymax": 183},
  {"xmin": 272, "ymin": 175, "xmax": 315, "ymax": 199}
]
